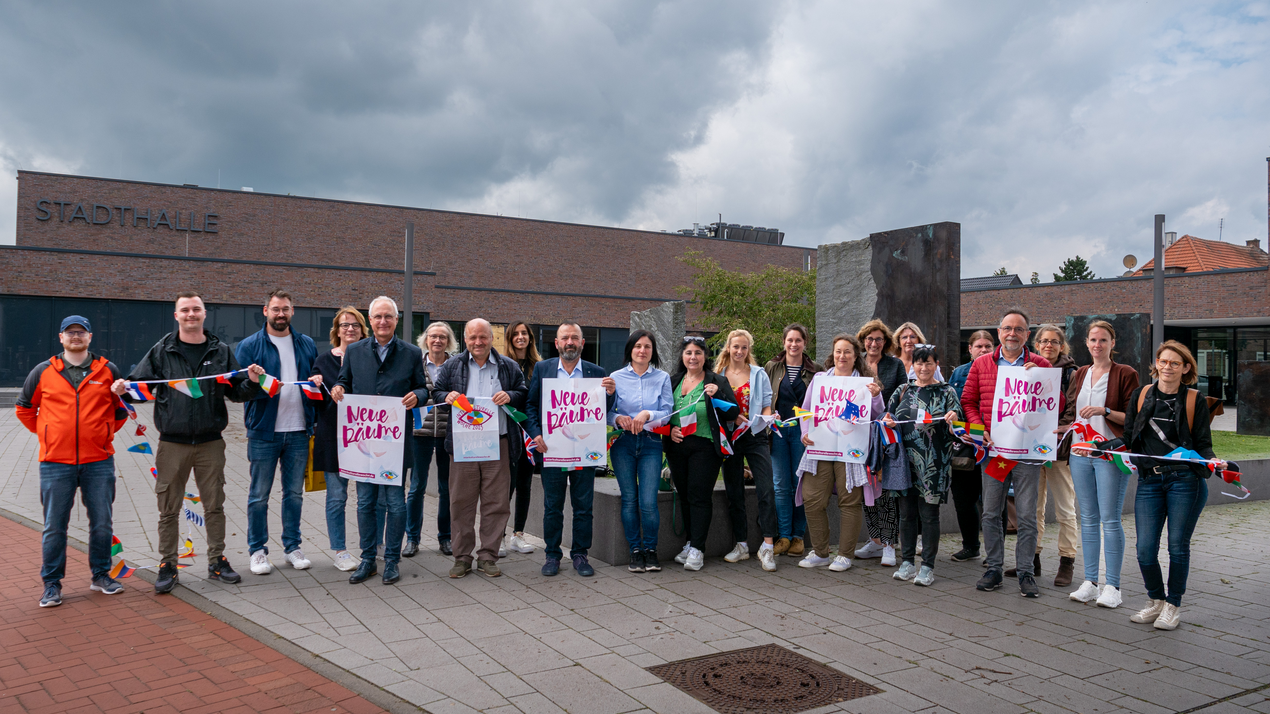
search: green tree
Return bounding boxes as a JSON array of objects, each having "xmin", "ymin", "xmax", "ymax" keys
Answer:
[
  {"xmin": 1053, "ymin": 255, "xmax": 1096, "ymax": 282},
  {"xmin": 677, "ymin": 251, "xmax": 815, "ymax": 364},
  {"xmin": 992, "ymin": 266, "xmax": 1009, "ymax": 276}
]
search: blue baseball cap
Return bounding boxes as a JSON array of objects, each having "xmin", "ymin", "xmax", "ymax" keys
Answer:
[{"xmin": 60, "ymin": 315, "xmax": 92, "ymax": 333}]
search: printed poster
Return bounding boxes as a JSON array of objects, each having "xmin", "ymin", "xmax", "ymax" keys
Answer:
[
  {"xmin": 452, "ymin": 396, "xmax": 500, "ymax": 463},
  {"xmin": 990, "ymin": 366, "xmax": 1062, "ymax": 461},
  {"xmin": 804, "ymin": 374, "xmax": 873, "ymax": 464},
  {"xmin": 540, "ymin": 377, "xmax": 607, "ymax": 468},
  {"xmin": 337, "ymin": 394, "xmax": 406, "ymax": 486}
]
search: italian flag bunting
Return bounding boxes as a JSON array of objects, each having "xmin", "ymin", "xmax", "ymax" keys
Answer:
[
  {"xmin": 679, "ymin": 411, "xmax": 698, "ymax": 437},
  {"xmin": 168, "ymin": 379, "xmax": 204, "ymax": 399},
  {"xmin": 259, "ymin": 373, "xmax": 281, "ymax": 397}
]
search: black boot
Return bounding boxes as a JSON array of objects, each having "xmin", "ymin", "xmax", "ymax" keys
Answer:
[
  {"xmin": 155, "ymin": 562, "xmax": 179, "ymax": 594},
  {"xmin": 349, "ymin": 560, "xmax": 377, "ymax": 584},
  {"xmin": 439, "ymin": 539, "xmax": 452, "ymax": 556},
  {"xmin": 209, "ymin": 556, "xmax": 242, "ymax": 584}
]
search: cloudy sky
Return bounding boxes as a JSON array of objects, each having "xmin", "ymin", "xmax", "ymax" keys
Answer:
[{"xmin": 1, "ymin": 1, "xmax": 1267, "ymax": 279}]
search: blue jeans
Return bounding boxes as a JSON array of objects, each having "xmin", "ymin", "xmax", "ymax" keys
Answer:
[
  {"xmin": 1069, "ymin": 454, "xmax": 1130, "ymax": 587},
  {"xmin": 357, "ymin": 479, "xmax": 406, "ymax": 565},
  {"xmin": 541, "ymin": 467, "xmax": 595, "ymax": 559},
  {"xmin": 246, "ymin": 432, "xmax": 308, "ymax": 556},
  {"xmin": 326, "ymin": 472, "xmax": 384, "ymax": 551},
  {"xmin": 1135, "ymin": 470, "xmax": 1207, "ymax": 606},
  {"xmin": 610, "ymin": 432, "xmax": 662, "ymax": 551},
  {"xmin": 40, "ymin": 458, "xmax": 116, "ymax": 584},
  {"xmin": 407, "ymin": 435, "xmax": 451, "ymax": 542},
  {"xmin": 770, "ymin": 424, "xmax": 806, "ymax": 539}
]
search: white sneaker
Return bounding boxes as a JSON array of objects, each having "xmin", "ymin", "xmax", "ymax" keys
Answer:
[
  {"xmin": 332, "ymin": 551, "xmax": 358, "ymax": 571},
  {"xmin": 1153, "ymin": 603, "xmax": 1181, "ymax": 630},
  {"xmin": 684, "ymin": 547, "xmax": 704, "ymax": 571},
  {"xmin": 725, "ymin": 542, "xmax": 750, "ymax": 563},
  {"xmin": 284, "ymin": 549, "xmax": 311, "ymax": 570},
  {"xmin": 893, "ymin": 561, "xmax": 917, "ymax": 581},
  {"xmin": 1096, "ymin": 585, "xmax": 1122, "ymax": 609},
  {"xmin": 758, "ymin": 546, "xmax": 777, "ymax": 572},
  {"xmin": 913, "ymin": 565, "xmax": 935, "ymax": 586},
  {"xmin": 509, "ymin": 533, "xmax": 535, "ymax": 554},
  {"xmin": 798, "ymin": 550, "xmax": 833, "ymax": 568},
  {"xmin": 499, "ymin": 539, "xmax": 509, "ymax": 558},
  {"xmin": 854, "ymin": 541, "xmax": 885, "ymax": 559},
  {"xmin": 674, "ymin": 543, "xmax": 692, "ymax": 564},
  {"xmin": 881, "ymin": 545, "xmax": 897, "ymax": 567},
  {"xmin": 1130, "ymin": 599, "xmax": 1167, "ymax": 624},
  {"xmin": 1070, "ymin": 581, "xmax": 1101, "ymax": 603},
  {"xmin": 828, "ymin": 556, "xmax": 852, "ymax": 572},
  {"xmin": 250, "ymin": 551, "xmax": 272, "ymax": 575}
]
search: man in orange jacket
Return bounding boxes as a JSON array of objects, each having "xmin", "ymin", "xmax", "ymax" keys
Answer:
[{"xmin": 16, "ymin": 315, "xmax": 129, "ymax": 608}]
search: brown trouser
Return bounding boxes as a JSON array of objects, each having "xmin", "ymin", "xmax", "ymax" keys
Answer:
[
  {"xmin": 802, "ymin": 460, "xmax": 864, "ymax": 558},
  {"xmin": 155, "ymin": 439, "xmax": 227, "ymax": 566},
  {"xmin": 449, "ymin": 438, "xmax": 512, "ymax": 563}
]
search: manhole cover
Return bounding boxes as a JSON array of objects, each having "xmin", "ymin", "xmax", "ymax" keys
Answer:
[{"xmin": 646, "ymin": 643, "xmax": 882, "ymax": 714}]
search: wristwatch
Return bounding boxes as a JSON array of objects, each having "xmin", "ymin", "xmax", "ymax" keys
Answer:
[{"xmin": 1103, "ymin": 407, "xmax": 1111, "ymax": 417}]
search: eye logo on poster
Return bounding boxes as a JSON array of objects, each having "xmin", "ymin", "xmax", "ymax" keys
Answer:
[
  {"xmin": 453, "ymin": 397, "xmax": 500, "ymax": 462},
  {"xmin": 456, "ymin": 404, "xmax": 494, "ymax": 428},
  {"xmin": 541, "ymin": 378, "xmax": 607, "ymax": 467}
]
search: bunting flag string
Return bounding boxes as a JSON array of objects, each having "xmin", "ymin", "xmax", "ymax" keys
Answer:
[
  {"xmin": 111, "ymin": 535, "xmax": 123, "ymax": 557},
  {"xmin": 1070, "ymin": 442, "xmax": 1247, "ymax": 498},
  {"xmin": 501, "ymin": 405, "xmax": 529, "ymax": 423},
  {"xmin": 123, "ymin": 371, "xmax": 334, "ymax": 400},
  {"xmin": 126, "ymin": 443, "xmax": 153, "ymax": 454}
]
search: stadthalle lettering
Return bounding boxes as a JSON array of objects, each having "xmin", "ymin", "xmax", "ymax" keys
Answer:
[{"xmin": 34, "ymin": 198, "xmax": 218, "ymax": 232}]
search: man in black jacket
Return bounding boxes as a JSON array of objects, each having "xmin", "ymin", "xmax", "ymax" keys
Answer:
[
  {"xmin": 111, "ymin": 291, "xmax": 263, "ymax": 594},
  {"xmin": 525, "ymin": 323, "xmax": 615, "ymax": 578},
  {"xmin": 330, "ymin": 296, "xmax": 430, "ymax": 586},
  {"xmin": 432, "ymin": 318, "xmax": 527, "ymax": 579}
]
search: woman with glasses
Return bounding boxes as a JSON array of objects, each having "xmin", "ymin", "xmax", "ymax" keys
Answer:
[
  {"xmin": 1024, "ymin": 325, "xmax": 1079, "ymax": 585},
  {"xmin": 884, "ymin": 343, "xmax": 962, "ymax": 586},
  {"xmin": 1061, "ymin": 321, "xmax": 1138, "ymax": 608},
  {"xmin": 763, "ymin": 324, "xmax": 818, "ymax": 557},
  {"xmin": 716, "ymin": 330, "xmax": 779, "ymax": 571},
  {"xmin": 1081, "ymin": 341, "xmax": 1229, "ymax": 630},
  {"xmin": 312, "ymin": 307, "xmax": 373, "ymax": 572},
  {"xmin": 946, "ymin": 330, "xmax": 994, "ymax": 563},
  {"xmin": 609, "ymin": 330, "xmax": 672, "ymax": 573},
  {"xmin": 403, "ymin": 322, "xmax": 458, "ymax": 559},
  {"xmin": 893, "ymin": 322, "xmax": 943, "ymax": 382},
  {"xmin": 854, "ymin": 320, "xmax": 906, "ymax": 566},
  {"xmin": 504, "ymin": 321, "xmax": 542, "ymax": 556},
  {"xmin": 667, "ymin": 335, "xmax": 740, "ymax": 571}
]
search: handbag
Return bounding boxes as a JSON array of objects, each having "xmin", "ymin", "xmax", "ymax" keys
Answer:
[{"xmin": 303, "ymin": 436, "xmax": 326, "ymax": 492}]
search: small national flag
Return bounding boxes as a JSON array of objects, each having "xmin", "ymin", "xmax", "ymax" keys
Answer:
[
  {"xmin": 731, "ymin": 417, "xmax": 751, "ymax": 442},
  {"xmin": 1109, "ymin": 451, "xmax": 1137, "ymax": 475},
  {"xmin": 108, "ymin": 559, "xmax": 136, "ymax": 579},
  {"xmin": 650, "ymin": 424, "xmax": 673, "ymax": 436},
  {"xmin": 411, "ymin": 407, "xmax": 423, "ymax": 426},
  {"xmin": 984, "ymin": 455, "xmax": 1017, "ymax": 482},
  {"xmin": 298, "ymin": 380, "xmax": 323, "ymax": 400},
  {"xmin": 711, "ymin": 398, "xmax": 737, "ymax": 411},
  {"xmin": 184, "ymin": 508, "xmax": 204, "ymax": 528},
  {"xmin": 502, "ymin": 404, "xmax": 529, "ymax": 423},
  {"xmin": 523, "ymin": 431, "xmax": 537, "ymax": 455},
  {"xmin": 216, "ymin": 370, "xmax": 238, "ymax": 385},
  {"xmin": 168, "ymin": 379, "xmax": 204, "ymax": 399},
  {"xmin": 118, "ymin": 396, "xmax": 137, "ymax": 419},
  {"xmin": 1165, "ymin": 447, "xmax": 1207, "ymax": 462},
  {"xmin": 717, "ymin": 426, "xmax": 734, "ymax": 456},
  {"xmin": 124, "ymin": 382, "xmax": 154, "ymax": 401},
  {"xmin": 111, "ymin": 535, "xmax": 123, "ymax": 557},
  {"xmin": 175, "ymin": 563, "xmax": 192, "ymax": 569},
  {"xmin": 258, "ymin": 373, "xmax": 281, "ymax": 397},
  {"xmin": 184, "ymin": 492, "xmax": 201, "ymax": 504},
  {"xmin": 126, "ymin": 443, "xmax": 152, "ymax": 454},
  {"xmin": 150, "ymin": 467, "xmax": 158, "ymax": 479},
  {"xmin": 879, "ymin": 423, "xmax": 901, "ymax": 446},
  {"xmin": 453, "ymin": 394, "xmax": 476, "ymax": 415},
  {"xmin": 792, "ymin": 406, "xmax": 813, "ymax": 421},
  {"xmin": 135, "ymin": 423, "xmax": 147, "ymax": 437},
  {"xmin": 1218, "ymin": 468, "xmax": 1244, "ymax": 487},
  {"xmin": 840, "ymin": 401, "xmax": 862, "ymax": 422},
  {"xmin": 179, "ymin": 538, "xmax": 196, "ymax": 559},
  {"xmin": 915, "ymin": 409, "xmax": 934, "ymax": 425},
  {"xmin": 679, "ymin": 411, "xmax": 698, "ymax": 437},
  {"xmin": 607, "ymin": 428, "xmax": 622, "ymax": 449}
]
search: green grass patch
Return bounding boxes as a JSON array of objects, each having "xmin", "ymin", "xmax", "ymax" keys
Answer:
[{"xmin": 1211, "ymin": 431, "xmax": 1270, "ymax": 461}]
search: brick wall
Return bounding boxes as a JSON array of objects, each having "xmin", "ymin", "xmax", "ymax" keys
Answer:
[
  {"xmin": 961, "ymin": 268, "xmax": 1270, "ymax": 326},
  {"xmin": 7, "ymin": 172, "xmax": 816, "ymax": 328}
]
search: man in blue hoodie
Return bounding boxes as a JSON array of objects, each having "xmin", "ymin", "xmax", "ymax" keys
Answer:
[{"xmin": 235, "ymin": 290, "xmax": 319, "ymax": 576}]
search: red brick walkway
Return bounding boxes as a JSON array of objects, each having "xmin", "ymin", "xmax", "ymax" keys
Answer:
[{"xmin": 0, "ymin": 514, "xmax": 389, "ymax": 714}]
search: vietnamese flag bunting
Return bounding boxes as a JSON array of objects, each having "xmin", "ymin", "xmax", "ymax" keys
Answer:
[
  {"xmin": 984, "ymin": 455, "xmax": 1017, "ymax": 482},
  {"xmin": 124, "ymin": 382, "xmax": 154, "ymax": 402},
  {"xmin": 258, "ymin": 373, "xmax": 281, "ymax": 397},
  {"xmin": 168, "ymin": 379, "xmax": 204, "ymax": 399}
]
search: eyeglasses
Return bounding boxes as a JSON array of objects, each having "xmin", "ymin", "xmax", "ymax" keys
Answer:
[
  {"xmin": 338, "ymin": 323, "xmax": 363, "ymax": 330},
  {"xmin": 266, "ymin": 307, "xmax": 293, "ymax": 315},
  {"xmin": 999, "ymin": 326, "xmax": 1028, "ymax": 334},
  {"xmin": 914, "ymin": 343, "xmax": 936, "ymax": 350},
  {"xmin": 1156, "ymin": 359, "xmax": 1183, "ymax": 369},
  {"xmin": 864, "ymin": 336, "xmax": 886, "ymax": 343},
  {"xmin": 1036, "ymin": 339, "xmax": 1063, "ymax": 347},
  {"xmin": 370, "ymin": 315, "xmax": 396, "ymax": 322},
  {"xmin": 683, "ymin": 336, "xmax": 706, "ymax": 345}
]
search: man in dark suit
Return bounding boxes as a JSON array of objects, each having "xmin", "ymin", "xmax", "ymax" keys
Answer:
[
  {"xmin": 525, "ymin": 323, "xmax": 616, "ymax": 577},
  {"xmin": 330, "ymin": 296, "xmax": 430, "ymax": 586}
]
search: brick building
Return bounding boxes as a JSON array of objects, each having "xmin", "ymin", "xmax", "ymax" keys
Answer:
[{"xmin": 0, "ymin": 171, "xmax": 814, "ymax": 386}]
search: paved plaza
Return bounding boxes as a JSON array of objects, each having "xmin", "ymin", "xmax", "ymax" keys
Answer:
[{"xmin": 2, "ymin": 404, "xmax": 1269, "ymax": 714}]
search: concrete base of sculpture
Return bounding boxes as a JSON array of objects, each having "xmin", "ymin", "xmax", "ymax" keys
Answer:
[{"xmin": 630, "ymin": 301, "xmax": 685, "ymax": 357}]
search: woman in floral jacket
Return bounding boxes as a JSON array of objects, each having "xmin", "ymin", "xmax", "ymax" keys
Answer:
[{"xmin": 884, "ymin": 343, "xmax": 963, "ymax": 587}]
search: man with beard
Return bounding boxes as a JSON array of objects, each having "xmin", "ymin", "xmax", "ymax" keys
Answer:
[
  {"xmin": 525, "ymin": 324, "xmax": 616, "ymax": 577},
  {"xmin": 235, "ymin": 290, "xmax": 320, "ymax": 575}
]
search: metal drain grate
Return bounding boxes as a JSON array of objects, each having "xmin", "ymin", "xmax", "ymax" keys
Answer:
[{"xmin": 645, "ymin": 643, "xmax": 882, "ymax": 714}]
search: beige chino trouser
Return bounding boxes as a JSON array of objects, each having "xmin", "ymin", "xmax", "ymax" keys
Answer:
[
  {"xmin": 1036, "ymin": 461, "xmax": 1079, "ymax": 558},
  {"xmin": 801, "ymin": 461, "xmax": 865, "ymax": 558}
]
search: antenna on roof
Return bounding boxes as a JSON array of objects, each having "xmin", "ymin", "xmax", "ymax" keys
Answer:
[{"xmin": 1219, "ymin": 218, "xmax": 1224, "ymax": 242}]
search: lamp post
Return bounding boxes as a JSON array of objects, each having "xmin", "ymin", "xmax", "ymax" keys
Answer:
[
  {"xmin": 1152, "ymin": 214, "xmax": 1165, "ymax": 352},
  {"xmin": 403, "ymin": 222, "xmax": 414, "ymax": 344}
]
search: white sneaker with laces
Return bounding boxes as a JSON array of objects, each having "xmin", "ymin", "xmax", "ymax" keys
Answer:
[
  {"xmin": 1096, "ymin": 584, "xmax": 1122, "ymax": 609},
  {"xmin": 285, "ymin": 550, "xmax": 311, "ymax": 570},
  {"xmin": 913, "ymin": 565, "xmax": 935, "ymax": 586},
  {"xmin": 1070, "ymin": 580, "xmax": 1101, "ymax": 603},
  {"xmin": 854, "ymin": 541, "xmax": 885, "ymax": 559},
  {"xmin": 509, "ymin": 533, "xmax": 535, "ymax": 554},
  {"xmin": 758, "ymin": 546, "xmax": 777, "ymax": 572},
  {"xmin": 499, "ymin": 539, "xmax": 509, "ymax": 558},
  {"xmin": 881, "ymin": 545, "xmax": 897, "ymax": 567},
  {"xmin": 675, "ymin": 543, "xmax": 692, "ymax": 564},
  {"xmin": 725, "ymin": 542, "xmax": 750, "ymax": 563},
  {"xmin": 1130, "ymin": 599, "xmax": 1166, "ymax": 624},
  {"xmin": 684, "ymin": 547, "xmax": 704, "ymax": 571},
  {"xmin": 799, "ymin": 550, "xmax": 833, "ymax": 568},
  {"xmin": 828, "ymin": 556, "xmax": 852, "ymax": 572},
  {"xmin": 333, "ymin": 551, "xmax": 358, "ymax": 572},
  {"xmin": 250, "ymin": 551, "xmax": 272, "ymax": 575},
  {"xmin": 893, "ymin": 561, "xmax": 917, "ymax": 580},
  {"xmin": 1153, "ymin": 602, "xmax": 1181, "ymax": 630}
]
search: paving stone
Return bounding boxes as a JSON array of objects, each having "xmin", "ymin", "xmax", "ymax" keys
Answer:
[
  {"xmin": 624, "ymin": 682, "xmax": 719, "ymax": 714},
  {"xmin": 474, "ymin": 633, "xmax": 572, "ymax": 676},
  {"xmin": 521, "ymin": 665, "xmax": 641, "ymax": 714},
  {"xmin": 1088, "ymin": 669, "xmax": 1211, "ymax": 711}
]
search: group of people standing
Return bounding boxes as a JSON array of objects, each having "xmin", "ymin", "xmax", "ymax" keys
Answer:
[{"xmin": 18, "ymin": 294, "xmax": 1231, "ymax": 633}]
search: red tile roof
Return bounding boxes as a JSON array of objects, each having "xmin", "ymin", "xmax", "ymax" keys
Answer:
[{"xmin": 1135, "ymin": 234, "xmax": 1267, "ymax": 275}]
